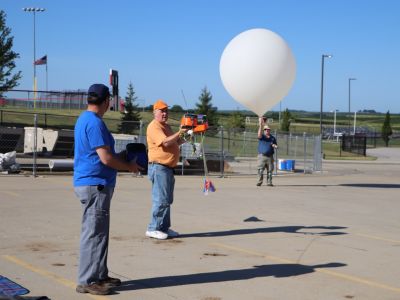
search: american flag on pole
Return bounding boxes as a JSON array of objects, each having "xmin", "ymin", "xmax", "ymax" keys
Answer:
[{"xmin": 34, "ymin": 55, "xmax": 47, "ymax": 65}]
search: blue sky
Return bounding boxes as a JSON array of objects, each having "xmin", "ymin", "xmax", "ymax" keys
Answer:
[{"xmin": 2, "ymin": 0, "xmax": 400, "ymax": 113}]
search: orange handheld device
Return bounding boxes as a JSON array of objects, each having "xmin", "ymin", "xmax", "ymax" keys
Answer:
[{"xmin": 180, "ymin": 114, "xmax": 208, "ymax": 133}]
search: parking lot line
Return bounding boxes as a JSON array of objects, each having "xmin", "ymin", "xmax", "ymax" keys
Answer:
[
  {"xmin": 212, "ymin": 242, "xmax": 400, "ymax": 294},
  {"xmin": 0, "ymin": 190, "xmax": 20, "ymax": 197},
  {"xmin": 2, "ymin": 255, "xmax": 111, "ymax": 300},
  {"xmin": 356, "ymin": 233, "xmax": 400, "ymax": 244}
]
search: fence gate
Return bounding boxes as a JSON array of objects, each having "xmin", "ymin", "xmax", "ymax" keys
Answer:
[{"xmin": 341, "ymin": 134, "xmax": 367, "ymax": 156}]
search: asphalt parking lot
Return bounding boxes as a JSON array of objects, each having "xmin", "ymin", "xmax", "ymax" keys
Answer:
[{"xmin": 1, "ymin": 148, "xmax": 400, "ymax": 300}]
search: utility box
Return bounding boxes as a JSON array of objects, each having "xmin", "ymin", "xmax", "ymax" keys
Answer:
[
  {"xmin": 24, "ymin": 127, "xmax": 44, "ymax": 153},
  {"xmin": 112, "ymin": 133, "xmax": 138, "ymax": 153}
]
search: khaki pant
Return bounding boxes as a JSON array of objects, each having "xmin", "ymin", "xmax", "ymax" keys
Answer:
[{"xmin": 257, "ymin": 154, "xmax": 274, "ymax": 185}]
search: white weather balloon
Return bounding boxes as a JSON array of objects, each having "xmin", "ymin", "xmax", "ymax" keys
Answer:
[{"xmin": 220, "ymin": 28, "xmax": 296, "ymax": 116}]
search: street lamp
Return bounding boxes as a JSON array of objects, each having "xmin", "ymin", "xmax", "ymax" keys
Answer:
[
  {"xmin": 348, "ymin": 78, "xmax": 356, "ymax": 114},
  {"xmin": 348, "ymin": 78, "xmax": 356, "ymax": 133},
  {"xmin": 23, "ymin": 7, "xmax": 45, "ymax": 108},
  {"xmin": 320, "ymin": 54, "xmax": 332, "ymax": 135},
  {"xmin": 319, "ymin": 54, "xmax": 332, "ymax": 156},
  {"xmin": 353, "ymin": 111, "xmax": 357, "ymax": 135}
]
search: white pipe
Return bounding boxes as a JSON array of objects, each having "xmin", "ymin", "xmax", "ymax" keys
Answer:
[
  {"xmin": 333, "ymin": 110, "xmax": 337, "ymax": 134},
  {"xmin": 48, "ymin": 159, "xmax": 74, "ymax": 171}
]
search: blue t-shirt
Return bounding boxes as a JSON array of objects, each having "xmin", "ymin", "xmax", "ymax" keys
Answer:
[
  {"xmin": 73, "ymin": 111, "xmax": 117, "ymax": 187},
  {"xmin": 258, "ymin": 134, "xmax": 277, "ymax": 157}
]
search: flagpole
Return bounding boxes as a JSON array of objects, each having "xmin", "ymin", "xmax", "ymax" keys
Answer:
[
  {"xmin": 33, "ymin": 10, "xmax": 36, "ymax": 109},
  {"xmin": 46, "ymin": 59, "xmax": 48, "ymax": 91},
  {"xmin": 46, "ymin": 61, "xmax": 48, "ymax": 109}
]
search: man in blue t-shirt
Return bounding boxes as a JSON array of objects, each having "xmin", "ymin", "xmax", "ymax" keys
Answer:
[
  {"xmin": 257, "ymin": 117, "xmax": 277, "ymax": 186},
  {"xmin": 73, "ymin": 84, "xmax": 141, "ymax": 295}
]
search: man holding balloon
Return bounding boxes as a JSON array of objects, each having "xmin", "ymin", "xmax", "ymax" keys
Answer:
[
  {"xmin": 219, "ymin": 28, "xmax": 295, "ymax": 186},
  {"xmin": 256, "ymin": 118, "xmax": 277, "ymax": 187}
]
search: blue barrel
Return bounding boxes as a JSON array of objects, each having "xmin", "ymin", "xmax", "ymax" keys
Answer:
[
  {"xmin": 286, "ymin": 160, "xmax": 295, "ymax": 171},
  {"xmin": 278, "ymin": 159, "xmax": 287, "ymax": 170}
]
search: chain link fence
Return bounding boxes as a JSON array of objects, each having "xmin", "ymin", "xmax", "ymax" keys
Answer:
[
  {"xmin": 2, "ymin": 89, "xmax": 87, "ymax": 110},
  {"xmin": 190, "ymin": 128, "xmax": 321, "ymax": 175},
  {"xmin": 0, "ymin": 108, "xmax": 322, "ymax": 175}
]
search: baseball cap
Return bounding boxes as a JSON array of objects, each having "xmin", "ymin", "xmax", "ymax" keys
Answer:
[
  {"xmin": 263, "ymin": 125, "xmax": 271, "ymax": 130},
  {"xmin": 88, "ymin": 84, "xmax": 110, "ymax": 103},
  {"xmin": 153, "ymin": 99, "xmax": 168, "ymax": 111}
]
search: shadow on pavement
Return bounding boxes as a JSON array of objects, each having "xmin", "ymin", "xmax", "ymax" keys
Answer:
[
  {"xmin": 178, "ymin": 225, "xmax": 347, "ymax": 238},
  {"xmin": 115, "ymin": 262, "xmax": 346, "ymax": 291},
  {"xmin": 340, "ymin": 183, "xmax": 400, "ymax": 188}
]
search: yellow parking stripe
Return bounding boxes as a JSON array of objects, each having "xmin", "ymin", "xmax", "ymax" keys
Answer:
[
  {"xmin": 212, "ymin": 243, "xmax": 400, "ymax": 294},
  {"xmin": 0, "ymin": 190, "xmax": 20, "ymax": 197},
  {"xmin": 356, "ymin": 233, "xmax": 400, "ymax": 244},
  {"xmin": 2, "ymin": 255, "xmax": 110, "ymax": 300}
]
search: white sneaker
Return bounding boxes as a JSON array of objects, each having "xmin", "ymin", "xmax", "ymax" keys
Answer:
[
  {"xmin": 167, "ymin": 229, "xmax": 179, "ymax": 238},
  {"xmin": 145, "ymin": 230, "xmax": 168, "ymax": 240}
]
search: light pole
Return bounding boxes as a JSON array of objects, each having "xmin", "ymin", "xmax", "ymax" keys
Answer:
[
  {"xmin": 353, "ymin": 111, "xmax": 357, "ymax": 135},
  {"xmin": 348, "ymin": 77, "xmax": 356, "ymax": 132},
  {"xmin": 348, "ymin": 78, "xmax": 356, "ymax": 114},
  {"xmin": 23, "ymin": 7, "xmax": 45, "ymax": 108},
  {"xmin": 319, "ymin": 54, "xmax": 332, "ymax": 156}
]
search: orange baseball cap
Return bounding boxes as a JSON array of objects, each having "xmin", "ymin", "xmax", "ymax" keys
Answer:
[{"xmin": 153, "ymin": 99, "xmax": 168, "ymax": 111}]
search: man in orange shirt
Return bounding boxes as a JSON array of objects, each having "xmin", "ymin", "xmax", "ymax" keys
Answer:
[{"xmin": 146, "ymin": 100, "xmax": 187, "ymax": 240}]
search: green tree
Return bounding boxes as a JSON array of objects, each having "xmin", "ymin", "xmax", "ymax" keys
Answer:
[
  {"xmin": 118, "ymin": 82, "xmax": 141, "ymax": 134},
  {"xmin": 381, "ymin": 110, "xmax": 393, "ymax": 147},
  {"xmin": 170, "ymin": 104, "xmax": 184, "ymax": 112},
  {"xmin": 227, "ymin": 110, "xmax": 245, "ymax": 149},
  {"xmin": 144, "ymin": 104, "xmax": 153, "ymax": 111},
  {"xmin": 280, "ymin": 108, "xmax": 292, "ymax": 132},
  {"xmin": 195, "ymin": 86, "xmax": 218, "ymax": 127},
  {"xmin": 0, "ymin": 10, "xmax": 22, "ymax": 96},
  {"xmin": 228, "ymin": 110, "xmax": 245, "ymax": 132}
]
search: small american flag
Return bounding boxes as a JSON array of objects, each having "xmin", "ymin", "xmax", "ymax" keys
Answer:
[
  {"xmin": 203, "ymin": 179, "xmax": 216, "ymax": 195},
  {"xmin": 34, "ymin": 55, "xmax": 47, "ymax": 65}
]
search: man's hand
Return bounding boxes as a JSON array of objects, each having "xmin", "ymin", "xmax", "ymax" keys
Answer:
[
  {"xmin": 178, "ymin": 127, "xmax": 189, "ymax": 139},
  {"xmin": 97, "ymin": 146, "xmax": 145, "ymax": 172},
  {"xmin": 179, "ymin": 127, "xmax": 188, "ymax": 134},
  {"xmin": 259, "ymin": 117, "xmax": 265, "ymax": 127}
]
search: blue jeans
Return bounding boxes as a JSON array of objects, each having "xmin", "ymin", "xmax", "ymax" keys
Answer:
[
  {"xmin": 147, "ymin": 163, "xmax": 175, "ymax": 232},
  {"xmin": 74, "ymin": 185, "xmax": 114, "ymax": 285}
]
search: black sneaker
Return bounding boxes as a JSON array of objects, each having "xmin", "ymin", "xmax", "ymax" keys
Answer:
[
  {"xmin": 267, "ymin": 182, "xmax": 274, "ymax": 186},
  {"xmin": 256, "ymin": 182, "xmax": 262, "ymax": 186},
  {"xmin": 100, "ymin": 276, "xmax": 122, "ymax": 287},
  {"xmin": 76, "ymin": 283, "xmax": 111, "ymax": 295}
]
